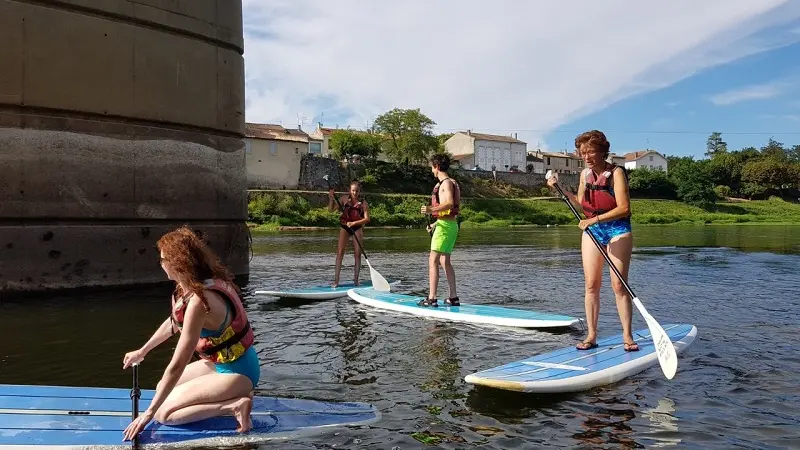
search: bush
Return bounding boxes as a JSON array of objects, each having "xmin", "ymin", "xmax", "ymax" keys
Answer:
[
  {"xmin": 628, "ymin": 168, "xmax": 677, "ymax": 199},
  {"xmin": 714, "ymin": 185, "xmax": 732, "ymax": 200}
]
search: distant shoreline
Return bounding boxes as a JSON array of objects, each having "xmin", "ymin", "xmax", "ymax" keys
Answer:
[{"xmin": 247, "ymin": 191, "xmax": 800, "ymax": 231}]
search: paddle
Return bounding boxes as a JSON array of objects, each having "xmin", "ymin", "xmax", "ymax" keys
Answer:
[
  {"xmin": 130, "ymin": 363, "xmax": 140, "ymax": 448},
  {"xmin": 545, "ymin": 170, "xmax": 678, "ymax": 380},
  {"xmin": 323, "ymin": 175, "xmax": 391, "ymax": 292}
]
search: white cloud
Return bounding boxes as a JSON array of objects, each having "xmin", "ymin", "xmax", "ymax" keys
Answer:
[
  {"xmin": 241, "ymin": 0, "xmax": 800, "ymax": 148},
  {"xmin": 709, "ymin": 79, "xmax": 794, "ymax": 105}
]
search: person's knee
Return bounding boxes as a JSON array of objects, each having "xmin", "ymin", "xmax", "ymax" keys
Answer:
[
  {"xmin": 610, "ymin": 275, "xmax": 627, "ymax": 294},
  {"xmin": 154, "ymin": 405, "xmax": 174, "ymax": 424},
  {"xmin": 584, "ymin": 278, "xmax": 601, "ymax": 295}
]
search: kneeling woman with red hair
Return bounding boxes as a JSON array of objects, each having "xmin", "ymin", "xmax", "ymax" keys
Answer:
[{"xmin": 122, "ymin": 226, "xmax": 259, "ymax": 441}]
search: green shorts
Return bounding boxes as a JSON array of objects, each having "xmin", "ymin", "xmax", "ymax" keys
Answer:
[{"xmin": 431, "ymin": 219, "xmax": 459, "ymax": 254}]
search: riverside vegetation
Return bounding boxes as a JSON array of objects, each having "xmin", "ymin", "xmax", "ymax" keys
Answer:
[
  {"xmin": 248, "ymin": 106, "xmax": 800, "ymax": 230},
  {"xmin": 247, "ymin": 192, "xmax": 800, "ymax": 230}
]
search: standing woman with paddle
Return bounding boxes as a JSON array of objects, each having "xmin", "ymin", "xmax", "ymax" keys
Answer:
[
  {"xmin": 121, "ymin": 226, "xmax": 259, "ymax": 441},
  {"xmin": 328, "ymin": 179, "xmax": 371, "ymax": 288},
  {"xmin": 547, "ymin": 130, "xmax": 639, "ymax": 352}
]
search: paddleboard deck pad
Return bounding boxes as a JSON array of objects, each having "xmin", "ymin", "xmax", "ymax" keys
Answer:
[
  {"xmin": 347, "ymin": 288, "xmax": 580, "ymax": 328},
  {"xmin": 255, "ymin": 280, "xmax": 400, "ymax": 300},
  {"xmin": 465, "ymin": 323, "xmax": 697, "ymax": 393},
  {"xmin": 0, "ymin": 384, "xmax": 380, "ymax": 448}
]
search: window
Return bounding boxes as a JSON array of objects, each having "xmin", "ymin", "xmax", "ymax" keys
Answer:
[
  {"xmin": 547, "ymin": 157, "xmax": 551, "ymax": 165},
  {"xmin": 270, "ymin": 143, "xmax": 277, "ymax": 155},
  {"xmin": 245, "ymin": 140, "xmax": 252, "ymax": 154},
  {"xmin": 649, "ymin": 155, "xmax": 653, "ymax": 161},
  {"xmin": 310, "ymin": 142, "xmax": 321, "ymax": 154}
]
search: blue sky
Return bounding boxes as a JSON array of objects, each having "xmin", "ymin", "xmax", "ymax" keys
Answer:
[
  {"xmin": 557, "ymin": 37, "xmax": 800, "ymax": 157},
  {"xmin": 241, "ymin": 1, "xmax": 800, "ymax": 159}
]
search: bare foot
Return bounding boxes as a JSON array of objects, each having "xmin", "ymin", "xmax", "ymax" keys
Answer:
[
  {"xmin": 331, "ymin": 280, "xmax": 339, "ymax": 289},
  {"xmin": 231, "ymin": 396, "xmax": 253, "ymax": 433}
]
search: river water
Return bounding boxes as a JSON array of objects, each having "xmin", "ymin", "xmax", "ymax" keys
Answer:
[{"xmin": 3, "ymin": 225, "xmax": 800, "ymax": 449}]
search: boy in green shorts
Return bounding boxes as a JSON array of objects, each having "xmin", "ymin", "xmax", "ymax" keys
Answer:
[{"xmin": 419, "ymin": 154, "xmax": 461, "ymax": 307}]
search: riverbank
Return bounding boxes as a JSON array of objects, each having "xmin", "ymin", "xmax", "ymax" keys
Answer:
[{"xmin": 247, "ymin": 191, "xmax": 800, "ymax": 231}]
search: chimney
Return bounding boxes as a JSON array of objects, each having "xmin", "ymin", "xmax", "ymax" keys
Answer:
[
  {"xmin": 467, "ymin": 129, "xmax": 471, "ymax": 136},
  {"xmin": 514, "ymin": 132, "xmax": 517, "ymax": 139}
]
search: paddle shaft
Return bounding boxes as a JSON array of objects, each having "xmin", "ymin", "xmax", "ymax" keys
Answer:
[
  {"xmin": 130, "ymin": 364, "xmax": 140, "ymax": 448},
  {"xmin": 325, "ymin": 178, "xmax": 370, "ymax": 259},
  {"xmin": 551, "ymin": 182, "xmax": 637, "ymax": 300}
]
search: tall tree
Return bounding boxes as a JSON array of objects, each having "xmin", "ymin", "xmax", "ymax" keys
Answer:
[
  {"xmin": 372, "ymin": 108, "xmax": 439, "ymax": 165},
  {"xmin": 705, "ymin": 132, "xmax": 728, "ymax": 158},
  {"xmin": 328, "ymin": 129, "xmax": 382, "ymax": 161},
  {"xmin": 761, "ymin": 137, "xmax": 786, "ymax": 161}
]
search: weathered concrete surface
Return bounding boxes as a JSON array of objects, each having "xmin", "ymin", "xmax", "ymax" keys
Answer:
[{"xmin": 0, "ymin": 0, "xmax": 248, "ymax": 296}]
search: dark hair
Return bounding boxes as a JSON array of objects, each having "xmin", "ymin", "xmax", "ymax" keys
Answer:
[
  {"xmin": 350, "ymin": 179, "xmax": 361, "ymax": 187},
  {"xmin": 575, "ymin": 130, "xmax": 611, "ymax": 159},
  {"xmin": 429, "ymin": 153, "xmax": 451, "ymax": 172}
]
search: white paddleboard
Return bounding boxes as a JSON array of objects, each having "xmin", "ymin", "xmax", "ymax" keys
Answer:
[
  {"xmin": 465, "ymin": 323, "xmax": 698, "ymax": 393},
  {"xmin": 346, "ymin": 288, "xmax": 580, "ymax": 328},
  {"xmin": 255, "ymin": 280, "xmax": 400, "ymax": 300}
]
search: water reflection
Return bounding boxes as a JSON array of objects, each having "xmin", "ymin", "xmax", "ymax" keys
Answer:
[{"xmin": 640, "ymin": 397, "xmax": 682, "ymax": 448}]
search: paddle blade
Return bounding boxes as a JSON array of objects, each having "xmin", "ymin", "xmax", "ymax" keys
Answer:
[
  {"xmin": 366, "ymin": 259, "xmax": 391, "ymax": 292},
  {"xmin": 633, "ymin": 297, "xmax": 678, "ymax": 379}
]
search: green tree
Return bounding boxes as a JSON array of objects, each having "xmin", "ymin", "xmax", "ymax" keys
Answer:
[
  {"xmin": 628, "ymin": 167, "xmax": 677, "ymax": 199},
  {"xmin": 329, "ymin": 129, "xmax": 382, "ymax": 161},
  {"xmin": 372, "ymin": 108, "xmax": 439, "ymax": 165},
  {"xmin": 436, "ymin": 132, "xmax": 454, "ymax": 153},
  {"xmin": 668, "ymin": 159, "xmax": 716, "ymax": 208},
  {"xmin": 741, "ymin": 158, "xmax": 794, "ymax": 197},
  {"xmin": 761, "ymin": 138, "xmax": 786, "ymax": 162},
  {"xmin": 706, "ymin": 132, "xmax": 728, "ymax": 158}
]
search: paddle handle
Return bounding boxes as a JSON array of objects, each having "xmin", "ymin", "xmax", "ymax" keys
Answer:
[
  {"xmin": 550, "ymin": 180, "xmax": 638, "ymax": 300},
  {"xmin": 130, "ymin": 363, "xmax": 140, "ymax": 448}
]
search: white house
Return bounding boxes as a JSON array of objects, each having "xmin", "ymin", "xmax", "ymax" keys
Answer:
[
  {"xmin": 623, "ymin": 150, "xmax": 668, "ymax": 173},
  {"xmin": 444, "ymin": 130, "xmax": 527, "ymax": 171}
]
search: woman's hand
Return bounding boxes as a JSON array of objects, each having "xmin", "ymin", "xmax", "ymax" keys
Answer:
[
  {"xmin": 123, "ymin": 409, "xmax": 154, "ymax": 442},
  {"xmin": 420, "ymin": 205, "xmax": 432, "ymax": 214},
  {"xmin": 328, "ymin": 189, "xmax": 335, "ymax": 198},
  {"xmin": 345, "ymin": 221, "xmax": 355, "ymax": 228},
  {"xmin": 122, "ymin": 348, "xmax": 147, "ymax": 369},
  {"xmin": 578, "ymin": 218, "xmax": 595, "ymax": 231},
  {"xmin": 546, "ymin": 173, "xmax": 559, "ymax": 188}
]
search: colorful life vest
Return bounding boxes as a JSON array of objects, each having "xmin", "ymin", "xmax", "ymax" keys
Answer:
[
  {"xmin": 340, "ymin": 198, "xmax": 365, "ymax": 224},
  {"xmin": 581, "ymin": 165, "xmax": 628, "ymax": 219},
  {"xmin": 431, "ymin": 178, "xmax": 461, "ymax": 218},
  {"xmin": 171, "ymin": 278, "xmax": 254, "ymax": 364}
]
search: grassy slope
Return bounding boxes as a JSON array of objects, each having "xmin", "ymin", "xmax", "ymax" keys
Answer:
[{"xmin": 248, "ymin": 192, "xmax": 800, "ymax": 230}]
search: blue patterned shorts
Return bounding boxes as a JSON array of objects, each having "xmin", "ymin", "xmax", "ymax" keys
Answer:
[{"xmin": 587, "ymin": 217, "xmax": 632, "ymax": 246}]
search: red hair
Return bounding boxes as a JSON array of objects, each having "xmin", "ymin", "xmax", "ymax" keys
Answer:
[
  {"xmin": 575, "ymin": 130, "xmax": 611, "ymax": 159},
  {"xmin": 156, "ymin": 226, "xmax": 238, "ymax": 312}
]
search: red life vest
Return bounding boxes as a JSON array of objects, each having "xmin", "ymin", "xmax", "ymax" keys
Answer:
[
  {"xmin": 581, "ymin": 165, "xmax": 628, "ymax": 219},
  {"xmin": 340, "ymin": 198, "xmax": 365, "ymax": 224},
  {"xmin": 171, "ymin": 278, "xmax": 254, "ymax": 364},
  {"xmin": 431, "ymin": 178, "xmax": 460, "ymax": 218}
]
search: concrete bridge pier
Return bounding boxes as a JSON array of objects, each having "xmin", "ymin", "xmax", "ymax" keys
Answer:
[{"xmin": 0, "ymin": 0, "xmax": 249, "ymax": 297}]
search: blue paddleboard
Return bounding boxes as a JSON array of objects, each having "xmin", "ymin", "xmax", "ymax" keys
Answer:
[
  {"xmin": 0, "ymin": 384, "xmax": 380, "ymax": 448},
  {"xmin": 465, "ymin": 323, "xmax": 698, "ymax": 393},
  {"xmin": 347, "ymin": 288, "xmax": 580, "ymax": 328},
  {"xmin": 255, "ymin": 280, "xmax": 400, "ymax": 300}
]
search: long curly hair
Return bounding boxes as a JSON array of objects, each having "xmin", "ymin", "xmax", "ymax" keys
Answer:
[{"xmin": 156, "ymin": 226, "xmax": 238, "ymax": 312}]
